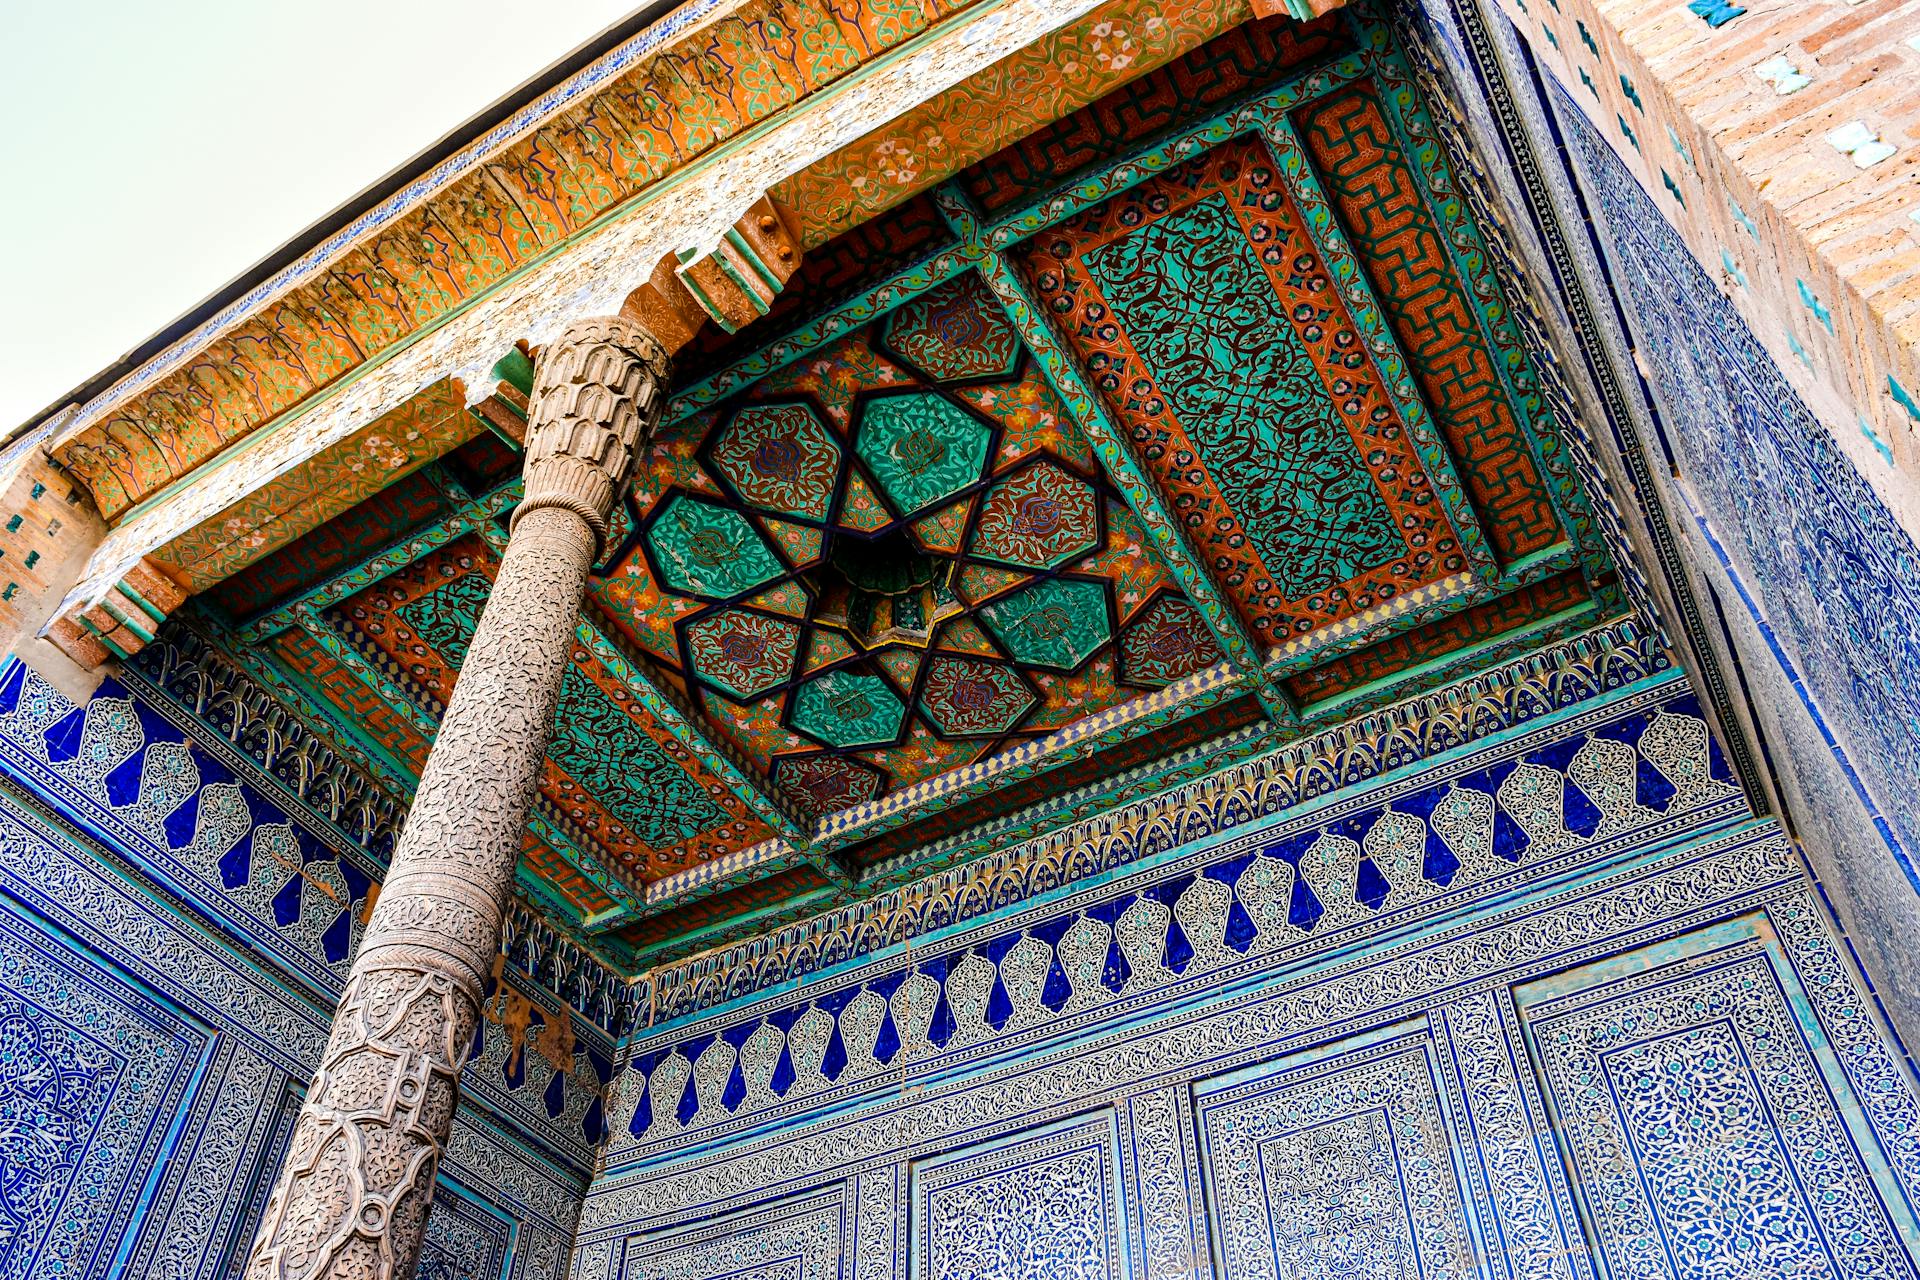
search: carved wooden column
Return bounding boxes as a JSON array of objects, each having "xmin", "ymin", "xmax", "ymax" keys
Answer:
[{"xmin": 243, "ymin": 315, "xmax": 669, "ymax": 1280}]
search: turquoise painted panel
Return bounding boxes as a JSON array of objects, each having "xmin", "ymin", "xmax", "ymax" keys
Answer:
[
  {"xmin": 400, "ymin": 575, "xmax": 733, "ymax": 848},
  {"xmin": 854, "ymin": 393, "xmax": 994, "ymax": 518},
  {"xmin": 1082, "ymin": 191, "xmax": 1400, "ymax": 598}
]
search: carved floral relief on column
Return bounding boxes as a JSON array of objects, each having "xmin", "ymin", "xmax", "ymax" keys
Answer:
[{"xmin": 244, "ymin": 317, "xmax": 670, "ymax": 1280}]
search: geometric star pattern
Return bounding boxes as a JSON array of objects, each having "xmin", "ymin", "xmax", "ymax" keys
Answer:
[
  {"xmin": 595, "ymin": 272, "xmax": 1191, "ymax": 827},
  {"xmin": 230, "ymin": 37, "xmax": 1604, "ymax": 958}
]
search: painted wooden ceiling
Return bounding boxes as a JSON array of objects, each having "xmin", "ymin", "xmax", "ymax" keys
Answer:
[{"xmin": 188, "ymin": 6, "xmax": 1619, "ymax": 968}]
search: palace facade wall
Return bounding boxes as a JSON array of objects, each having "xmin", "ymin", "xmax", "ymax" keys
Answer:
[
  {"xmin": 579, "ymin": 643, "xmax": 1920, "ymax": 1276},
  {"xmin": 0, "ymin": 652, "xmax": 605, "ymax": 1279}
]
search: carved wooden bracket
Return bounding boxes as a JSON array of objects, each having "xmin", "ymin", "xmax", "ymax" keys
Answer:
[
  {"xmin": 624, "ymin": 195, "xmax": 804, "ymax": 351},
  {"xmin": 45, "ymin": 556, "xmax": 187, "ymax": 668}
]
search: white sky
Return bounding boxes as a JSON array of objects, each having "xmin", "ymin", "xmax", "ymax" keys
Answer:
[{"xmin": 0, "ymin": 0, "xmax": 645, "ymax": 431}]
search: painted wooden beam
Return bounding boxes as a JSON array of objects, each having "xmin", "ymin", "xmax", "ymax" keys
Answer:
[
  {"xmin": 664, "ymin": 246, "xmax": 978, "ymax": 424},
  {"xmin": 284, "ymin": 603, "xmax": 654, "ymax": 919},
  {"xmin": 569, "ymin": 614, "xmax": 848, "ymax": 890},
  {"xmin": 233, "ymin": 482, "xmax": 519, "ymax": 644},
  {"xmin": 936, "ymin": 185, "xmax": 1296, "ymax": 723},
  {"xmin": 46, "ymin": 0, "xmax": 1177, "ymax": 637}
]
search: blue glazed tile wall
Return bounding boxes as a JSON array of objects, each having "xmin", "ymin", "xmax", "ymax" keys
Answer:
[
  {"xmin": 1550, "ymin": 87, "xmax": 1920, "ymax": 872},
  {"xmin": 609, "ymin": 679, "xmax": 1740, "ymax": 1160},
  {"xmin": 0, "ymin": 655, "xmax": 594, "ymax": 1279},
  {"xmin": 573, "ymin": 670, "xmax": 1920, "ymax": 1280}
]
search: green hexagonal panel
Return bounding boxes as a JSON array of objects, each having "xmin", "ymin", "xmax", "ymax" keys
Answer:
[
  {"xmin": 685, "ymin": 610, "xmax": 802, "ymax": 699},
  {"xmin": 978, "ymin": 577, "xmax": 1110, "ymax": 670},
  {"xmin": 853, "ymin": 392, "xmax": 992, "ymax": 517},
  {"xmin": 647, "ymin": 495, "xmax": 785, "ymax": 600},
  {"xmin": 790, "ymin": 670, "xmax": 906, "ymax": 748},
  {"xmin": 710, "ymin": 401, "xmax": 842, "ymax": 521}
]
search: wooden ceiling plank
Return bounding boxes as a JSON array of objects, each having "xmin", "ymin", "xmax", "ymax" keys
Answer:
[
  {"xmin": 942, "ymin": 187, "xmax": 1298, "ymax": 724},
  {"xmin": 568, "ymin": 615, "xmax": 835, "ymax": 880},
  {"xmin": 233, "ymin": 481, "xmax": 518, "ymax": 644}
]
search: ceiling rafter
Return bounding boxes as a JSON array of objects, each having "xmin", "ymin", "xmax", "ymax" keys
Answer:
[
  {"xmin": 934, "ymin": 185, "xmax": 1296, "ymax": 724},
  {"xmin": 1263, "ymin": 546, "xmax": 1582, "ymax": 682},
  {"xmin": 566, "ymin": 613, "xmax": 843, "ymax": 883},
  {"xmin": 188, "ymin": 608, "xmax": 653, "ymax": 940},
  {"xmin": 1291, "ymin": 591, "xmax": 1603, "ymax": 721},
  {"xmin": 1354, "ymin": 31, "xmax": 1619, "ymax": 602},
  {"xmin": 626, "ymin": 875, "xmax": 846, "ymax": 968},
  {"xmin": 664, "ymin": 248, "xmax": 980, "ymax": 426},
  {"xmin": 939, "ymin": 32, "xmax": 1614, "ymax": 688},
  {"xmin": 468, "ymin": 505, "xmax": 822, "ymax": 873},
  {"xmin": 234, "ymin": 476, "xmax": 520, "ymax": 645},
  {"xmin": 211, "ymin": 411, "xmax": 843, "ymax": 918},
  {"xmin": 639, "ymin": 837, "xmax": 817, "ymax": 911}
]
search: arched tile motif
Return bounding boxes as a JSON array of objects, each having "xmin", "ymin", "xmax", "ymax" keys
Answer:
[{"xmin": 614, "ymin": 688, "xmax": 1745, "ymax": 1150}]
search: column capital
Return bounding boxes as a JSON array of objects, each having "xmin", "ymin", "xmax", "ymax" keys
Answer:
[{"xmin": 513, "ymin": 315, "xmax": 672, "ymax": 552}]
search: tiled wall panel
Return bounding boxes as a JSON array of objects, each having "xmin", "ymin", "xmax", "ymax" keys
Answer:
[
  {"xmin": 575, "ymin": 672, "xmax": 1920, "ymax": 1278},
  {"xmin": 1516, "ymin": 916, "xmax": 1920, "ymax": 1279},
  {"xmin": 0, "ymin": 657, "xmax": 591, "ymax": 1278}
]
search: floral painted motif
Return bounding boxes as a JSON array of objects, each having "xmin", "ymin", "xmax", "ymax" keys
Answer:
[
  {"xmin": 685, "ymin": 612, "xmax": 804, "ymax": 700},
  {"xmin": 918, "ymin": 657, "xmax": 1036, "ymax": 736},
  {"xmin": 886, "ymin": 274, "xmax": 1023, "ymax": 383},
  {"xmin": 1118, "ymin": 593, "xmax": 1223, "ymax": 687},
  {"xmin": 972, "ymin": 460, "xmax": 1100, "ymax": 570},
  {"xmin": 709, "ymin": 402, "xmax": 844, "ymax": 522}
]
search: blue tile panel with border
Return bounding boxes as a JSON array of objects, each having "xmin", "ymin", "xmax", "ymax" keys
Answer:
[
  {"xmin": 1557, "ymin": 87, "xmax": 1920, "ymax": 868},
  {"xmin": 573, "ymin": 672, "xmax": 1920, "ymax": 1280},
  {"xmin": 0, "ymin": 655, "xmax": 591, "ymax": 1278},
  {"xmin": 0, "ymin": 659, "xmax": 619, "ymax": 1167}
]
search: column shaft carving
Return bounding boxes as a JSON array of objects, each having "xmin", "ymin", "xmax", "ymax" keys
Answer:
[{"xmin": 245, "ymin": 317, "xmax": 670, "ymax": 1280}]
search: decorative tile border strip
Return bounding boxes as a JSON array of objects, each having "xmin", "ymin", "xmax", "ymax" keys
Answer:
[
  {"xmin": 123, "ymin": 627, "xmax": 638, "ymax": 1024},
  {"xmin": 586, "ymin": 821, "xmax": 1814, "ymax": 1225},
  {"xmin": 644, "ymin": 614, "xmax": 1669, "ymax": 1021},
  {"xmin": 814, "ymin": 660, "xmax": 1248, "ymax": 844},
  {"xmin": 612, "ymin": 673, "xmax": 1743, "ymax": 1164},
  {"xmin": 0, "ymin": 651, "xmax": 636, "ymax": 1049}
]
